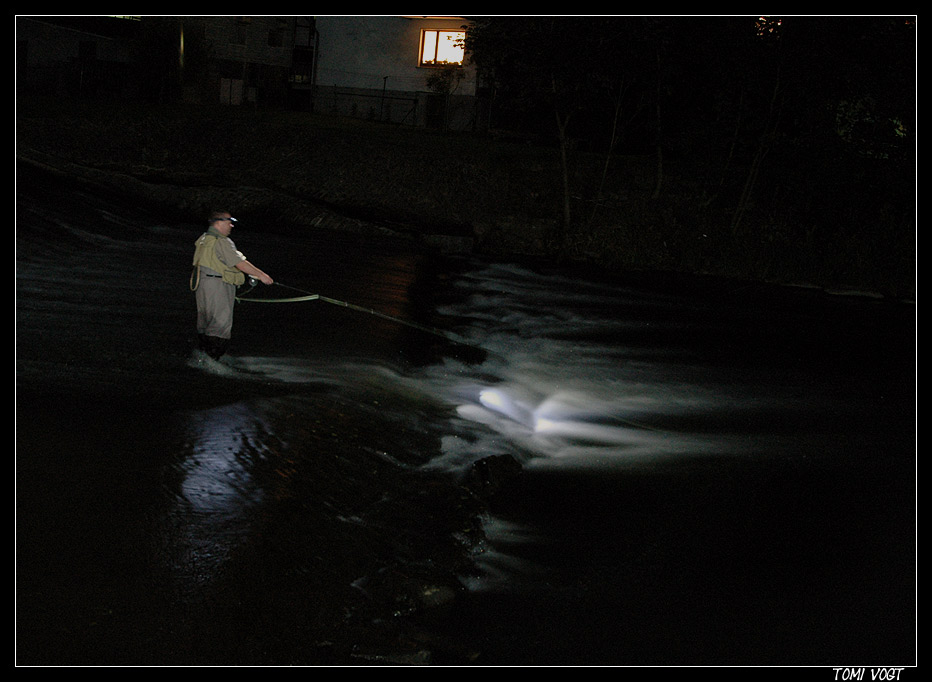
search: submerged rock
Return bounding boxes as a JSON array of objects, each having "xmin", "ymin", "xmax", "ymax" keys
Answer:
[{"xmin": 463, "ymin": 454, "xmax": 523, "ymax": 500}]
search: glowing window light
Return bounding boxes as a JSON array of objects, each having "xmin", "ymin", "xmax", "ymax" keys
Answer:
[{"xmin": 420, "ymin": 30, "xmax": 465, "ymax": 66}]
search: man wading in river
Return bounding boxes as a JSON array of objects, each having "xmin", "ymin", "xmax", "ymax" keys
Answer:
[{"xmin": 190, "ymin": 211, "xmax": 273, "ymax": 360}]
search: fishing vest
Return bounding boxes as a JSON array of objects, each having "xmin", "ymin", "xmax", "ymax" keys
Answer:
[{"xmin": 192, "ymin": 231, "xmax": 246, "ymax": 286}]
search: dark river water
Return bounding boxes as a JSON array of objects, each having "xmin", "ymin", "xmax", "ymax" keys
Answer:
[{"xmin": 16, "ymin": 163, "xmax": 915, "ymax": 666}]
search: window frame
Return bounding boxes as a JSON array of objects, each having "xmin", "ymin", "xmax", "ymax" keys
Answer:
[{"xmin": 418, "ymin": 28, "xmax": 466, "ymax": 68}]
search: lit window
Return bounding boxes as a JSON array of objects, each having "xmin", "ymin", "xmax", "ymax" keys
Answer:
[{"xmin": 419, "ymin": 29, "xmax": 465, "ymax": 66}]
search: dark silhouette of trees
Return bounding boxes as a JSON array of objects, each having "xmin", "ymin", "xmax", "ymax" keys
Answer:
[
  {"xmin": 465, "ymin": 17, "xmax": 657, "ymax": 244},
  {"xmin": 464, "ymin": 15, "xmax": 914, "ymax": 288}
]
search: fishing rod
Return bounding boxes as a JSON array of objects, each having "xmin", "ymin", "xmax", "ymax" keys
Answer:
[{"xmin": 236, "ymin": 280, "xmax": 481, "ymax": 351}]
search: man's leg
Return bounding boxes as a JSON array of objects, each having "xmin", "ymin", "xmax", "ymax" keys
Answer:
[{"xmin": 195, "ymin": 276, "xmax": 236, "ymax": 358}]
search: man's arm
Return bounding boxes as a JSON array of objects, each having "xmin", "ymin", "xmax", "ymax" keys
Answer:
[{"xmin": 235, "ymin": 260, "xmax": 273, "ymax": 285}]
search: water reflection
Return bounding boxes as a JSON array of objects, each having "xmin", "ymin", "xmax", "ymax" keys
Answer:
[
  {"xmin": 168, "ymin": 401, "xmax": 270, "ymax": 581},
  {"xmin": 179, "ymin": 402, "xmax": 266, "ymax": 512}
]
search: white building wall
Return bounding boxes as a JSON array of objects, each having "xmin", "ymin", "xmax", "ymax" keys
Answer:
[{"xmin": 314, "ymin": 16, "xmax": 476, "ymax": 96}]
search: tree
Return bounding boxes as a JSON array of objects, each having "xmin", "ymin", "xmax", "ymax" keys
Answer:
[
  {"xmin": 465, "ymin": 17, "xmax": 656, "ymax": 248},
  {"xmin": 466, "ymin": 15, "xmax": 914, "ymax": 286}
]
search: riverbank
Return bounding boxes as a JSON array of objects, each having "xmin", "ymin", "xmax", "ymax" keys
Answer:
[{"xmin": 16, "ymin": 98, "xmax": 914, "ymax": 300}]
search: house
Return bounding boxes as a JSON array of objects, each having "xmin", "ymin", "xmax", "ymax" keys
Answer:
[
  {"xmin": 17, "ymin": 15, "xmax": 317, "ymax": 107},
  {"xmin": 16, "ymin": 16, "xmax": 143, "ymax": 98},
  {"xmin": 17, "ymin": 15, "xmax": 484, "ymax": 130},
  {"xmin": 153, "ymin": 15, "xmax": 318, "ymax": 109},
  {"xmin": 312, "ymin": 16, "xmax": 482, "ymax": 130}
]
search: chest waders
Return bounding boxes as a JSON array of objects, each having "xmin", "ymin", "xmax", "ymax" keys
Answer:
[{"xmin": 191, "ymin": 233, "xmax": 245, "ymax": 360}]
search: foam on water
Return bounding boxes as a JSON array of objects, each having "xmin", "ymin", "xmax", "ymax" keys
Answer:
[{"xmin": 389, "ymin": 263, "xmax": 759, "ymax": 471}]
